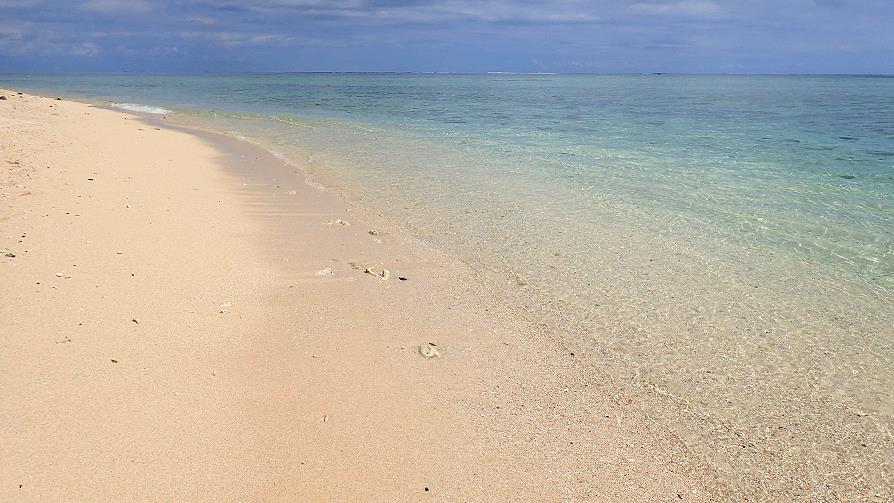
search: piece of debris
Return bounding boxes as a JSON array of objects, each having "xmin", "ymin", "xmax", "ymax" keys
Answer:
[
  {"xmin": 328, "ymin": 219, "xmax": 350, "ymax": 226},
  {"xmin": 131, "ymin": 318, "xmax": 140, "ymax": 324},
  {"xmin": 315, "ymin": 268, "xmax": 334, "ymax": 276},
  {"xmin": 418, "ymin": 343, "xmax": 440, "ymax": 359},
  {"xmin": 364, "ymin": 266, "xmax": 376, "ymax": 275},
  {"xmin": 368, "ymin": 230, "xmax": 380, "ymax": 236},
  {"xmin": 398, "ymin": 276, "xmax": 408, "ymax": 281},
  {"xmin": 55, "ymin": 272, "xmax": 64, "ymax": 277}
]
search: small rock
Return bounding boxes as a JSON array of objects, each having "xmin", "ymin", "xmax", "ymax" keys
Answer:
[
  {"xmin": 398, "ymin": 276, "xmax": 408, "ymax": 281},
  {"xmin": 131, "ymin": 318, "xmax": 140, "ymax": 324},
  {"xmin": 56, "ymin": 97, "xmax": 62, "ymax": 101},
  {"xmin": 111, "ymin": 359, "xmax": 118, "ymax": 364},
  {"xmin": 364, "ymin": 266, "xmax": 376, "ymax": 275},
  {"xmin": 380, "ymin": 269, "xmax": 391, "ymax": 280},
  {"xmin": 116, "ymin": 250, "xmax": 123, "ymax": 255},
  {"xmin": 4, "ymin": 252, "xmax": 14, "ymax": 258},
  {"xmin": 0, "ymin": 96, "xmax": 6, "ymax": 101},
  {"xmin": 55, "ymin": 272, "xmax": 64, "ymax": 277},
  {"xmin": 418, "ymin": 343, "xmax": 440, "ymax": 359},
  {"xmin": 315, "ymin": 268, "xmax": 334, "ymax": 276},
  {"xmin": 368, "ymin": 230, "xmax": 380, "ymax": 236}
]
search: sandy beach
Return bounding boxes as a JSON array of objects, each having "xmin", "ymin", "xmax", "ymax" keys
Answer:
[{"xmin": 0, "ymin": 90, "xmax": 714, "ymax": 500}]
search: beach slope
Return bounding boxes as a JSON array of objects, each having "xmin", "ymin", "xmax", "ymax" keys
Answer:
[{"xmin": 0, "ymin": 90, "xmax": 708, "ymax": 501}]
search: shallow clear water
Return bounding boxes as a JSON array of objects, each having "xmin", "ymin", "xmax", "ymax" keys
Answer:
[
  {"xmin": 5, "ymin": 74, "xmax": 892, "ymax": 291},
  {"xmin": 4, "ymin": 73, "xmax": 893, "ymax": 497}
]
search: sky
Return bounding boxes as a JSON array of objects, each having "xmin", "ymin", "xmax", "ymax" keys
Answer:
[{"xmin": 0, "ymin": 0, "xmax": 892, "ymax": 74}]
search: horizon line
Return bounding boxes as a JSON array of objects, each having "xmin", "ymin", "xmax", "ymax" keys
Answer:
[{"xmin": 2, "ymin": 71, "xmax": 893, "ymax": 78}]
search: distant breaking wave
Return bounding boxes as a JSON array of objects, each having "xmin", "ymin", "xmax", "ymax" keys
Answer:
[{"xmin": 111, "ymin": 103, "xmax": 173, "ymax": 115}]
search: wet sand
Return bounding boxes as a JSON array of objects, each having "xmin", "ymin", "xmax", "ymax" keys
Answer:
[{"xmin": 0, "ymin": 90, "xmax": 710, "ymax": 500}]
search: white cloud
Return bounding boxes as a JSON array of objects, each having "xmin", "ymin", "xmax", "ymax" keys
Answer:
[
  {"xmin": 0, "ymin": 20, "xmax": 30, "ymax": 43},
  {"xmin": 81, "ymin": 0, "xmax": 150, "ymax": 14},
  {"xmin": 630, "ymin": 1, "xmax": 720, "ymax": 16},
  {"xmin": 186, "ymin": 16, "xmax": 218, "ymax": 26},
  {"xmin": 0, "ymin": 21, "xmax": 102, "ymax": 57},
  {"xmin": 177, "ymin": 30, "xmax": 307, "ymax": 47},
  {"xmin": 0, "ymin": 0, "xmax": 43, "ymax": 6},
  {"xmin": 242, "ymin": 0, "xmax": 601, "ymax": 24}
]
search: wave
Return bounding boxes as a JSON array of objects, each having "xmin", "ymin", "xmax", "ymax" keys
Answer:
[{"xmin": 110, "ymin": 103, "xmax": 173, "ymax": 115}]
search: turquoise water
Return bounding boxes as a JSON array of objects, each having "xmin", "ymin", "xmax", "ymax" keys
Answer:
[
  {"xmin": 3, "ymin": 74, "xmax": 893, "ymax": 497},
  {"xmin": 4, "ymin": 74, "xmax": 893, "ymax": 292}
]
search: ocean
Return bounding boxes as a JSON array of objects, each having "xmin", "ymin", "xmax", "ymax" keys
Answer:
[{"xmin": 4, "ymin": 73, "xmax": 892, "ymax": 496}]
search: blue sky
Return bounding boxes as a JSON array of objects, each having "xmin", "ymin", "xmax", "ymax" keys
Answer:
[{"xmin": 0, "ymin": 0, "xmax": 892, "ymax": 74}]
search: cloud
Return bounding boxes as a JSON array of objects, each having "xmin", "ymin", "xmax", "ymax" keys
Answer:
[
  {"xmin": 0, "ymin": 0, "xmax": 43, "ymax": 6},
  {"xmin": 630, "ymin": 1, "xmax": 720, "ymax": 16},
  {"xmin": 234, "ymin": 0, "xmax": 601, "ymax": 24},
  {"xmin": 81, "ymin": 0, "xmax": 150, "ymax": 14},
  {"xmin": 0, "ymin": 0, "xmax": 893, "ymax": 73},
  {"xmin": 67, "ymin": 41, "xmax": 100, "ymax": 56},
  {"xmin": 186, "ymin": 16, "xmax": 219, "ymax": 26},
  {"xmin": 178, "ymin": 30, "xmax": 304, "ymax": 47},
  {"xmin": 0, "ymin": 20, "xmax": 30, "ymax": 44},
  {"xmin": 0, "ymin": 20, "xmax": 102, "ymax": 57}
]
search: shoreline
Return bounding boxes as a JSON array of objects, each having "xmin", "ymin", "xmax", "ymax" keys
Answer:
[
  {"xmin": 162, "ymin": 96, "xmax": 894, "ymax": 501},
  {"xmin": 1, "ymin": 90, "xmax": 714, "ymax": 500}
]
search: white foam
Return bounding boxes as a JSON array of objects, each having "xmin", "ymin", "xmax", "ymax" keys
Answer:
[{"xmin": 110, "ymin": 103, "xmax": 173, "ymax": 115}]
